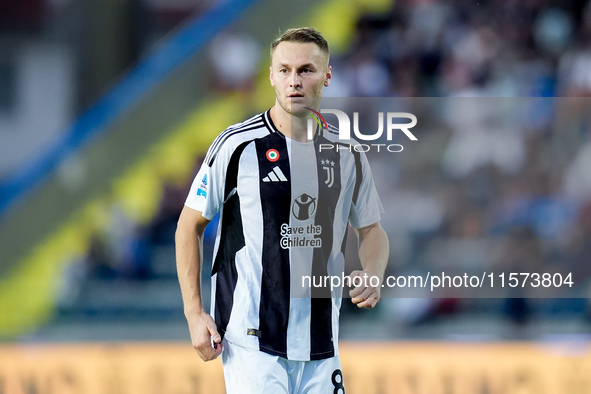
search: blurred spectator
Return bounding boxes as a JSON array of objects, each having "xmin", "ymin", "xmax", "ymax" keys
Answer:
[{"xmin": 208, "ymin": 30, "xmax": 261, "ymax": 92}]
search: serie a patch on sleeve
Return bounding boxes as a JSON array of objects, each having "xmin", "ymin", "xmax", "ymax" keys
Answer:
[{"xmin": 197, "ymin": 173, "xmax": 208, "ymax": 198}]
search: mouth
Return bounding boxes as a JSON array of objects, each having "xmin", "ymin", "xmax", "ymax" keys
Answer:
[{"xmin": 288, "ymin": 93, "xmax": 304, "ymax": 98}]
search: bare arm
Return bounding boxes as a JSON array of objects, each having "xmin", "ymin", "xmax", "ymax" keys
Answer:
[
  {"xmin": 175, "ymin": 206, "xmax": 222, "ymax": 361},
  {"xmin": 349, "ymin": 221, "xmax": 389, "ymax": 308}
]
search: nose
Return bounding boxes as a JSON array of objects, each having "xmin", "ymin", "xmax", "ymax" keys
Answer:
[{"xmin": 290, "ymin": 71, "xmax": 301, "ymax": 87}]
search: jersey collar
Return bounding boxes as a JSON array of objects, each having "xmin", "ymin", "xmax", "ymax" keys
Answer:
[{"xmin": 263, "ymin": 109, "xmax": 322, "ymax": 142}]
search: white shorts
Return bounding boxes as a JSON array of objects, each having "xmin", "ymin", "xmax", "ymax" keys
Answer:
[{"xmin": 221, "ymin": 339, "xmax": 345, "ymax": 394}]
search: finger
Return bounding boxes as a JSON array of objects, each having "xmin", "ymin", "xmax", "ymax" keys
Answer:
[
  {"xmin": 346, "ymin": 270, "xmax": 364, "ymax": 284},
  {"xmin": 194, "ymin": 345, "xmax": 212, "ymax": 361},
  {"xmin": 353, "ymin": 295, "xmax": 379, "ymax": 308},
  {"xmin": 351, "ymin": 287, "xmax": 379, "ymax": 305},
  {"xmin": 348, "ymin": 282, "xmax": 368, "ymax": 298},
  {"xmin": 351, "ymin": 294, "xmax": 368, "ymax": 305},
  {"xmin": 207, "ymin": 320, "xmax": 222, "ymax": 344},
  {"xmin": 351, "ymin": 295, "xmax": 375, "ymax": 306},
  {"xmin": 349, "ymin": 282, "xmax": 373, "ymax": 299},
  {"xmin": 192, "ymin": 330, "xmax": 222, "ymax": 362},
  {"xmin": 356, "ymin": 297, "xmax": 379, "ymax": 309},
  {"xmin": 349, "ymin": 287, "xmax": 363, "ymax": 299},
  {"xmin": 213, "ymin": 341, "xmax": 223, "ymax": 357},
  {"xmin": 359, "ymin": 286, "xmax": 378, "ymax": 300},
  {"xmin": 195, "ymin": 341, "xmax": 219, "ymax": 362}
]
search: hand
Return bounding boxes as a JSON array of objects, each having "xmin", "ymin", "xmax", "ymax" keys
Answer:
[
  {"xmin": 187, "ymin": 310, "xmax": 223, "ymax": 361},
  {"xmin": 348, "ymin": 270, "xmax": 381, "ymax": 309}
]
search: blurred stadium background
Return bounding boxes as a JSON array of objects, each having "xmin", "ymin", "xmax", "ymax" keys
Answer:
[{"xmin": 2, "ymin": 0, "xmax": 591, "ymax": 392}]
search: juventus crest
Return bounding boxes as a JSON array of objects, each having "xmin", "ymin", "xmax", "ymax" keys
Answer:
[{"xmin": 321, "ymin": 159, "xmax": 335, "ymax": 188}]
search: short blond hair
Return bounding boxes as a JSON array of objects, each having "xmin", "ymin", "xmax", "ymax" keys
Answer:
[{"xmin": 270, "ymin": 27, "xmax": 330, "ymax": 58}]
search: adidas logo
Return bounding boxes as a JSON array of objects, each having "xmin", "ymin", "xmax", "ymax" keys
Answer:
[{"xmin": 263, "ymin": 166, "xmax": 287, "ymax": 182}]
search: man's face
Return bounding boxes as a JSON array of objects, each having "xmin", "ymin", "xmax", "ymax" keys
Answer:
[{"xmin": 270, "ymin": 41, "xmax": 331, "ymax": 118}]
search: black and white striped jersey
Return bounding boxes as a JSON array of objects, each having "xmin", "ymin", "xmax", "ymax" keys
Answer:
[{"xmin": 185, "ymin": 109, "xmax": 383, "ymax": 361}]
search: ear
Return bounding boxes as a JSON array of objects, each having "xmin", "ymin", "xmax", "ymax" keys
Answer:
[
  {"xmin": 269, "ymin": 66, "xmax": 275, "ymax": 87},
  {"xmin": 324, "ymin": 65, "xmax": 332, "ymax": 87}
]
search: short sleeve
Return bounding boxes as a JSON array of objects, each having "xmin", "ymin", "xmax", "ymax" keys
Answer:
[
  {"xmin": 348, "ymin": 152, "xmax": 384, "ymax": 229},
  {"xmin": 185, "ymin": 147, "xmax": 231, "ymax": 220}
]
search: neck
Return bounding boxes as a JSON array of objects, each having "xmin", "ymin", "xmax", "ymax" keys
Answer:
[{"xmin": 270, "ymin": 104, "xmax": 312, "ymax": 143}]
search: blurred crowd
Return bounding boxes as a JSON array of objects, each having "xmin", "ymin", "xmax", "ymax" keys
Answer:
[
  {"xmin": 69, "ymin": 0, "xmax": 591, "ymax": 330},
  {"xmin": 333, "ymin": 0, "xmax": 591, "ymax": 97}
]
